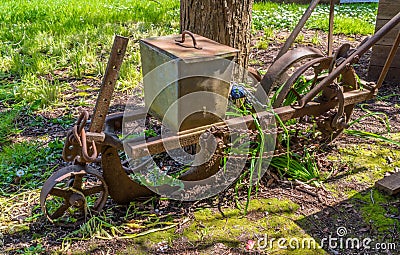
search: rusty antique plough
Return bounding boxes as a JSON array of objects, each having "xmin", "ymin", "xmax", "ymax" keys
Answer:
[{"xmin": 40, "ymin": 2, "xmax": 400, "ymax": 222}]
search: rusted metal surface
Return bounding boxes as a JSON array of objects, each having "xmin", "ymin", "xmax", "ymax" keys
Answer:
[
  {"xmin": 124, "ymin": 89, "xmax": 374, "ymax": 160},
  {"xmin": 175, "ymin": 30, "xmax": 203, "ymax": 49},
  {"xmin": 90, "ymin": 35, "xmax": 129, "ymax": 133},
  {"xmin": 42, "ymin": 6, "xmax": 400, "ymax": 221},
  {"xmin": 62, "ymin": 111, "xmax": 89, "ymax": 162},
  {"xmin": 269, "ymin": 48, "xmax": 358, "ymax": 140},
  {"xmin": 275, "ymin": 0, "xmax": 321, "ymax": 59},
  {"xmin": 272, "ymin": 57, "xmax": 332, "ymax": 108},
  {"xmin": 80, "ymin": 128, "xmax": 98, "ymax": 162},
  {"xmin": 40, "ymin": 165, "xmax": 108, "ymax": 222},
  {"xmin": 331, "ymin": 85, "xmax": 348, "ymax": 129},
  {"xmin": 328, "ymin": 0, "xmax": 335, "ymax": 56},
  {"xmin": 104, "ymin": 113, "xmax": 123, "ymax": 133},
  {"xmin": 268, "ymin": 40, "xmax": 359, "ymax": 140},
  {"xmin": 179, "ymin": 127, "xmax": 225, "ymax": 181},
  {"xmin": 105, "ymin": 109, "xmax": 148, "ymax": 133},
  {"xmin": 86, "ymin": 132, "xmax": 106, "ymax": 143},
  {"xmin": 141, "ymin": 33, "xmax": 239, "ymax": 62},
  {"xmin": 329, "ymin": 43, "xmax": 350, "ymax": 73},
  {"xmin": 248, "ymin": 67, "xmax": 262, "ymax": 82},
  {"xmin": 62, "ymin": 131, "xmax": 80, "ymax": 162},
  {"xmin": 258, "ymin": 47, "xmax": 324, "ymax": 100},
  {"xmin": 299, "ymin": 11, "xmax": 400, "ymax": 107},
  {"xmin": 101, "ymin": 146, "xmax": 153, "ymax": 204},
  {"xmin": 63, "ymin": 110, "xmax": 99, "ymax": 163}
]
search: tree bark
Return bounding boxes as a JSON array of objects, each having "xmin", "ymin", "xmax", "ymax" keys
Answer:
[{"xmin": 180, "ymin": 0, "xmax": 253, "ymax": 71}]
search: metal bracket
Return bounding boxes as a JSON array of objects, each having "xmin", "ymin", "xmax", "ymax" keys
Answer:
[{"xmin": 331, "ymin": 84, "xmax": 349, "ymax": 129}]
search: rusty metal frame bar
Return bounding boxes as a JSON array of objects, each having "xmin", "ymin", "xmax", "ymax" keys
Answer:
[
  {"xmin": 275, "ymin": 0, "xmax": 321, "ymax": 60},
  {"xmin": 327, "ymin": 0, "xmax": 335, "ymax": 56},
  {"xmin": 90, "ymin": 35, "xmax": 129, "ymax": 134},
  {"xmin": 124, "ymin": 89, "xmax": 373, "ymax": 159}
]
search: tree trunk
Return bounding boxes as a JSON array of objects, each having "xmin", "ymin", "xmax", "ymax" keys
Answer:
[{"xmin": 180, "ymin": 0, "xmax": 253, "ymax": 71}]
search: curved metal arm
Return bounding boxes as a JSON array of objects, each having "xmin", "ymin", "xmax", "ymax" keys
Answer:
[
  {"xmin": 76, "ymin": 110, "xmax": 89, "ymax": 134},
  {"xmin": 176, "ymin": 30, "xmax": 202, "ymax": 49},
  {"xmin": 275, "ymin": 0, "xmax": 320, "ymax": 60},
  {"xmin": 331, "ymin": 84, "xmax": 348, "ymax": 129},
  {"xmin": 80, "ymin": 129, "xmax": 98, "ymax": 162}
]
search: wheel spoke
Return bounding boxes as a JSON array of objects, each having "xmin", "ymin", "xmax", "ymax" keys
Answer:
[
  {"xmin": 72, "ymin": 174, "xmax": 84, "ymax": 190},
  {"xmin": 41, "ymin": 165, "xmax": 108, "ymax": 222},
  {"xmin": 83, "ymin": 186, "xmax": 104, "ymax": 196},
  {"xmin": 49, "ymin": 187, "xmax": 70, "ymax": 199},
  {"xmin": 50, "ymin": 202, "xmax": 70, "ymax": 219},
  {"xmin": 289, "ymin": 88, "xmax": 302, "ymax": 101}
]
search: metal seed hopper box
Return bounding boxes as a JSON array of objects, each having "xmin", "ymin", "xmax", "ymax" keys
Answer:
[{"xmin": 140, "ymin": 31, "xmax": 239, "ymax": 131}]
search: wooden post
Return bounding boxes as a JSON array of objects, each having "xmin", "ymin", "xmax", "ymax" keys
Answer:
[{"xmin": 368, "ymin": 0, "xmax": 400, "ymax": 82}]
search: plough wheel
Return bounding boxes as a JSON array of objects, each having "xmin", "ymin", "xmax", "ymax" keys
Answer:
[
  {"xmin": 256, "ymin": 47, "xmax": 325, "ymax": 102},
  {"xmin": 40, "ymin": 165, "xmax": 108, "ymax": 222},
  {"xmin": 263, "ymin": 47, "xmax": 358, "ymax": 144}
]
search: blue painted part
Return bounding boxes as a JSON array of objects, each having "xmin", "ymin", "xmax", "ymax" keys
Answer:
[{"xmin": 230, "ymin": 85, "xmax": 246, "ymax": 100}]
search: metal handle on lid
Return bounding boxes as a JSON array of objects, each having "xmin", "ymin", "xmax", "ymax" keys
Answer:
[{"xmin": 175, "ymin": 30, "xmax": 202, "ymax": 50}]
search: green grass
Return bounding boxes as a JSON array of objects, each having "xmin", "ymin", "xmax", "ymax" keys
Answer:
[
  {"xmin": 0, "ymin": 0, "xmax": 388, "ymax": 254},
  {"xmin": 0, "ymin": 0, "xmax": 377, "ymax": 109},
  {"xmin": 0, "ymin": 0, "xmax": 378, "ymax": 109},
  {"xmin": 253, "ymin": 2, "xmax": 377, "ymax": 35},
  {"xmin": 344, "ymin": 129, "xmax": 400, "ymax": 147},
  {"xmin": 270, "ymin": 151, "xmax": 322, "ymax": 187},
  {"xmin": 225, "ymin": 99, "xmax": 268, "ymax": 214},
  {"xmin": 0, "ymin": 139, "xmax": 63, "ymax": 193},
  {"xmin": 0, "ymin": 0, "xmax": 382, "ymax": 200},
  {"xmin": 12, "ymin": 75, "xmax": 64, "ymax": 110},
  {"xmin": 0, "ymin": 0, "xmax": 180, "ymax": 108},
  {"xmin": 0, "ymin": 109, "xmax": 20, "ymax": 145}
]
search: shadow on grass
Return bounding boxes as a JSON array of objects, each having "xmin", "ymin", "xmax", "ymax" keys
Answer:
[
  {"xmin": 295, "ymin": 187, "xmax": 400, "ymax": 255},
  {"xmin": 2, "ymin": 183, "xmax": 400, "ymax": 254}
]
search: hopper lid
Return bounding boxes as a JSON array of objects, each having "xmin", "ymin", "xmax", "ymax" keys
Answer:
[{"xmin": 140, "ymin": 31, "xmax": 239, "ymax": 63}]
